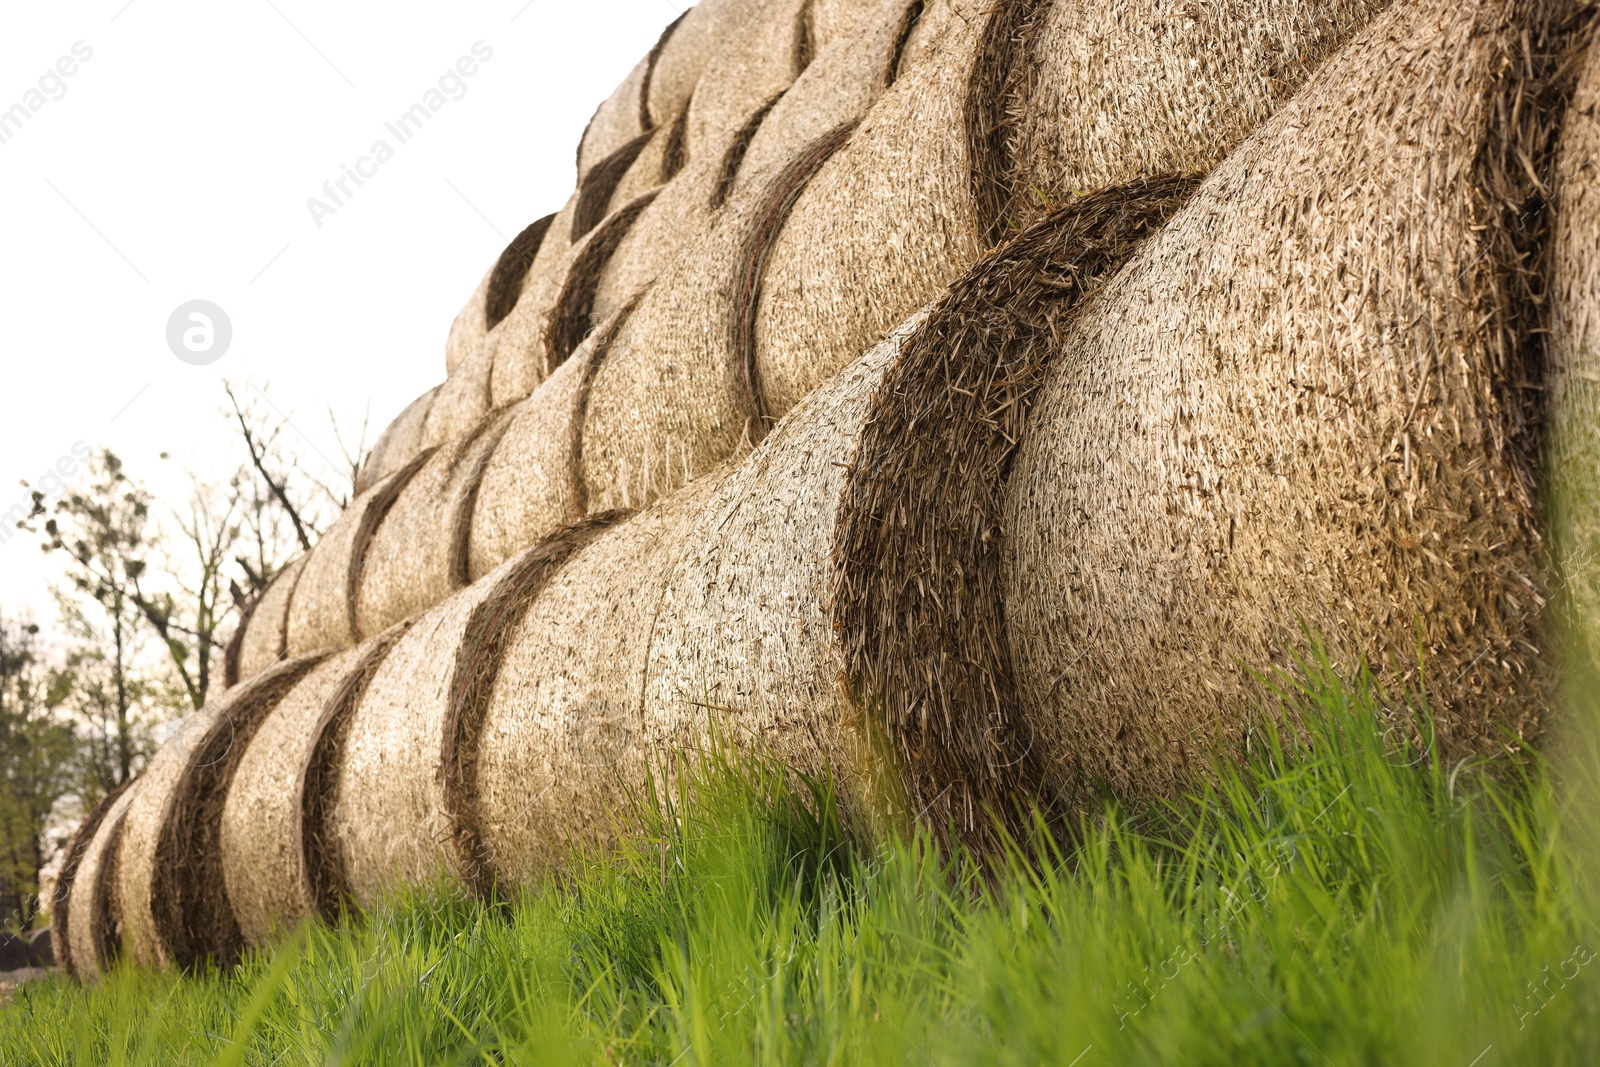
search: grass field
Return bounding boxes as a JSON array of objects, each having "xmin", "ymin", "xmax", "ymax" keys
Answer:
[{"xmin": 4, "ymin": 656, "xmax": 1600, "ymax": 1066}]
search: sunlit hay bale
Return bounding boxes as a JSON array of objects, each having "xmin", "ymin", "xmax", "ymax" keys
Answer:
[
  {"xmin": 642, "ymin": 313, "xmax": 925, "ymax": 809},
  {"xmin": 830, "ymin": 178, "xmax": 1201, "ymax": 845},
  {"xmin": 327, "ymin": 520, "xmax": 617, "ymax": 906},
  {"xmin": 589, "ymin": 0, "xmax": 914, "ymax": 336},
  {"xmin": 577, "ymin": 123, "xmax": 859, "ymax": 515},
  {"xmin": 115, "ymin": 656, "xmax": 325, "ymax": 969},
  {"xmin": 355, "ymin": 384, "xmax": 439, "ymax": 494},
  {"xmin": 754, "ymin": 0, "xmax": 1392, "ymax": 427},
  {"xmin": 236, "ymin": 554, "xmax": 306, "ymax": 682},
  {"xmin": 51, "ymin": 780, "xmax": 136, "ymax": 982},
  {"xmin": 466, "ymin": 309, "xmax": 634, "ymax": 582},
  {"xmin": 1001, "ymin": 0, "xmax": 1580, "ymax": 798},
  {"xmin": 731, "ymin": 0, "xmax": 937, "ymax": 189},
  {"xmin": 419, "ymin": 342, "xmax": 498, "ymax": 450},
  {"xmin": 470, "ymin": 476, "xmax": 722, "ymax": 888},
  {"xmin": 485, "ymin": 191, "xmax": 659, "ymax": 409},
  {"xmin": 443, "ymin": 215, "xmax": 557, "ymax": 377},
  {"xmin": 1548, "ymin": 37, "xmax": 1600, "ymax": 674},
  {"xmin": 355, "ymin": 410, "xmax": 513, "ymax": 637},
  {"xmin": 285, "ymin": 454, "xmax": 434, "ymax": 657},
  {"xmin": 217, "ymin": 631, "xmax": 405, "ymax": 946}
]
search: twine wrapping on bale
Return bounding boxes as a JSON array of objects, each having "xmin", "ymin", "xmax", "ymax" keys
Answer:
[
  {"xmin": 643, "ymin": 313, "xmax": 927, "ymax": 810},
  {"xmin": 473, "ymin": 475, "xmax": 724, "ymax": 886},
  {"xmin": 49, "ymin": 779, "xmax": 133, "ymax": 979},
  {"xmin": 468, "ymin": 304, "xmax": 642, "ymax": 581},
  {"xmin": 355, "ymin": 410, "xmax": 514, "ymax": 638},
  {"xmin": 580, "ymin": 122, "xmax": 859, "ymax": 514},
  {"xmin": 1548, "ymin": 29, "xmax": 1600, "ymax": 670},
  {"xmin": 1000, "ymin": 0, "xmax": 1585, "ymax": 799},
  {"xmin": 61, "ymin": 781, "xmax": 140, "ymax": 982},
  {"xmin": 219, "ymin": 643, "xmax": 369, "ymax": 945},
  {"xmin": 831, "ymin": 177, "xmax": 1200, "ymax": 845},
  {"xmin": 236, "ymin": 555, "xmax": 307, "ymax": 682},
  {"xmin": 357, "ymin": 385, "xmax": 439, "ymax": 495},
  {"xmin": 115, "ymin": 655, "xmax": 324, "ymax": 969},
  {"xmin": 286, "ymin": 452, "xmax": 434, "ymax": 657},
  {"xmin": 443, "ymin": 214, "xmax": 557, "ymax": 377},
  {"xmin": 441, "ymin": 513, "xmax": 626, "ymax": 898},
  {"xmin": 296, "ymin": 628, "xmax": 411, "ymax": 922}
]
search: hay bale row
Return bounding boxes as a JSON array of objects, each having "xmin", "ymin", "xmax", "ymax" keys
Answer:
[
  {"xmin": 284, "ymin": 454, "xmax": 434, "ymax": 658},
  {"xmin": 49, "ymin": 780, "xmax": 135, "ymax": 980},
  {"xmin": 328, "ymin": 515, "xmax": 622, "ymax": 905},
  {"xmin": 114, "ymin": 655, "xmax": 325, "ymax": 969},
  {"xmin": 1548, "ymin": 35, "xmax": 1600, "ymax": 670},
  {"xmin": 998, "ymin": 0, "xmax": 1577, "ymax": 796}
]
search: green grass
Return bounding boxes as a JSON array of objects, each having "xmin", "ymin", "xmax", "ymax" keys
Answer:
[{"xmin": 6, "ymin": 657, "xmax": 1600, "ymax": 1066}]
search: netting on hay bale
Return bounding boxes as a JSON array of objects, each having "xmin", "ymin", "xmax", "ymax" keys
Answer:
[
  {"xmin": 999, "ymin": 0, "xmax": 1584, "ymax": 798},
  {"xmin": 113, "ymin": 655, "xmax": 326, "ymax": 969},
  {"xmin": 355, "ymin": 409, "xmax": 513, "ymax": 637},
  {"xmin": 1548, "ymin": 30, "xmax": 1600, "ymax": 672},
  {"xmin": 51, "ymin": 780, "xmax": 136, "ymax": 981},
  {"xmin": 285, "ymin": 454, "xmax": 433, "ymax": 657}
]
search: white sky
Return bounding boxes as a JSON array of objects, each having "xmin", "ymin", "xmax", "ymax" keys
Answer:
[{"xmin": 0, "ymin": 0, "xmax": 684, "ymax": 622}]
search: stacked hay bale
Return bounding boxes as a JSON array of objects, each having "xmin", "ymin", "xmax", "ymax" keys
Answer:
[
  {"xmin": 51, "ymin": 781, "xmax": 137, "ymax": 981},
  {"xmin": 996, "ymin": 0, "xmax": 1573, "ymax": 797}
]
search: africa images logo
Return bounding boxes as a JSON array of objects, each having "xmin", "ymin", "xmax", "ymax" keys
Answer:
[{"xmin": 305, "ymin": 40, "xmax": 494, "ymax": 228}]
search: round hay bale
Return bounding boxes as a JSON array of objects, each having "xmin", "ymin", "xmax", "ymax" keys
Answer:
[
  {"xmin": 468, "ymin": 307, "xmax": 638, "ymax": 582},
  {"xmin": 643, "ymin": 0, "xmax": 765, "ymax": 131},
  {"xmin": 219, "ymin": 631, "xmax": 407, "ymax": 945},
  {"xmin": 444, "ymin": 215, "xmax": 557, "ymax": 377},
  {"xmin": 115, "ymin": 655, "xmax": 324, "ymax": 969},
  {"xmin": 999, "ymin": 0, "xmax": 1574, "ymax": 798},
  {"xmin": 576, "ymin": 55, "xmax": 652, "ymax": 182},
  {"xmin": 60, "ymin": 780, "xmax": 140, "ymax": 982},
  {"xmin": 329, "ymin": 519, "xmax": 618, "ymax": 905},
  {"xmin": 286, "ymin": 453, "xmax": 434, "ymax": 657},
  {"xmin": 997, "ymin": 0, "xmax": 1387, "ymax": 234},
  {"xmin": 50, "ymin": 780, "xmax": 134, "ymax": 980},
  {"xmin": 357, "ymin": 385, "xmax": 440, "ymax": 495},
  {"xmin": 831, "ymin": 177, "xmax": 1201, "ymax": 843},
  {"xmin": 486, "ymin": 192, "xmax": 657, "ymax": 408},
  {"xmin": 1547, "ymin": 37, "xmax": 1600, "ymax": 671},
  {"xmin": 237, "ymin": 555, "xmax": 307, "ymax": 682},
  {"xmin": 578, "ymin": 121, "xmax": 859, "ymax": 515},
  {"xmin": 642, "ymin": 312, "xmax": 925, "ymax": 802},
  {"xmin": 747, "ymin": 0, "xmax": 1017, "ymax": 420},
  {"xmin": 472, "ymin": 475, "xmax": 723, "ymax": 886},
  {"xmin": 421, "ymin": 338, "xmax": 497, "ymax": 450},
  {"xmin": 355, "ymin": 410, "xmax": 514, "ymax": 637},
  {"xmin": 732, "ymin": 0, "xmax": 932, "ymax": 187}
]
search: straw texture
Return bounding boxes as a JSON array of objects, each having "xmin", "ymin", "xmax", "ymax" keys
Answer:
[
  {"xmin": 581, "ymin": 122, "xmax": 859, "ymax": 514},
  {"xmin": 218, "ymin": 645, "xmax": 365, "ymax": 946},
  {"xmin": 50, "ymin": 780, "xmax": 133, "ymax": 980},
  {"xmin": 1548, "ymin": 34, "xmax": 1600, "ymax": 669},
  {"xmin": 576, "ymin": 56, "xmax": 652, "ymax": 183},
  {"xmin": 115, "ymin": 655, "xmax": 324, "ymax": 969},
  {"xmin": 237, "ymin": 555, "xmax": 305, "ymax": 681},
  {"xmin": 61, "ymin": 781, "xmax": 139, "ymax": 982},
  {"xmin": 358, "ymin": 385, "xmax": 439, "ymax": 495},
  {"xmin": 355, "ymin": 410, "xmax": 513, "ymax": 638},
  {"xmin": 444, "ymin": 214, "xmax": 559, "ymax": 377},
  {"xmin": 286, "ymin": 454, "xmax": 433, "ymax": 657},
  {"xmin": 1001, "ymin": 0, "xmax": 1577, "ymax": 798},
  {"xmin": 473, "ymin": 476, "xmax": 722, "ymax": 886},
  {"xmin": 643, "ymin": 314, "xmax": 924, "ymax": 801},
  {"xmin": 832, "ymin": 177, "xmax": 1200, "ymax": 844}
]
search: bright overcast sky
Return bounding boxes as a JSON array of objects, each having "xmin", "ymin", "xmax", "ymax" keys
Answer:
[{"xmin": 0, "ymin": 0, "xmax": 683, "ymax": 619}]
